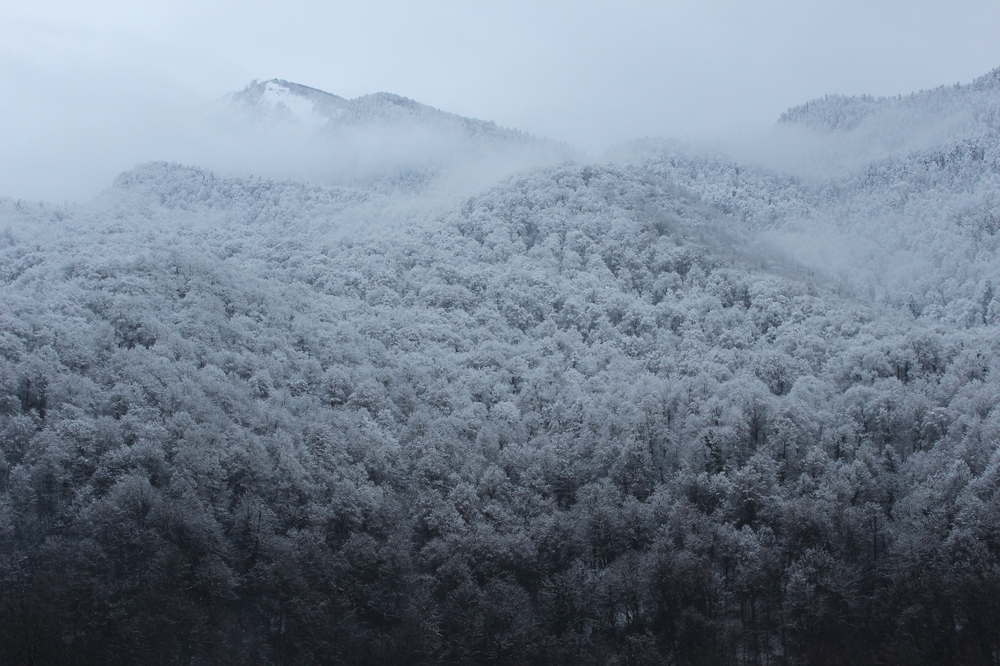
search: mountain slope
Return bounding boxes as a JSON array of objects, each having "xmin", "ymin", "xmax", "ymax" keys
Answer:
[
  {"xmin": 614, "ymin": 64, "xmax": 1000, "ymax": 328},
  {"xmin": 2, "ymin": 69, "xmax": 1000, "ymax": 665},
  {"xmin": 779, "ymin": 65, "xmax": 1000, "ymax": 136}
]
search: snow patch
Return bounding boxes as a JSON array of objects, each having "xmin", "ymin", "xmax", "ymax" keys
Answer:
[{"xmin": 261, "ymin": 81, "xmax": 329, "ymax": 130}]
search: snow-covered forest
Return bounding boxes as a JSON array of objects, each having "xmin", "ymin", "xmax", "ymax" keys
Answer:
[{"xmin": 2, "ymin": 71, "xmax": 1000, "ymax": 665}]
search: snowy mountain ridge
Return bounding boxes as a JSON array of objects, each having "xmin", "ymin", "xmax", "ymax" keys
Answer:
[
  {"xmin": 202, "ymin": 78, "xmax": 577, "ymax": 195},
  {"xmin": 779, "ymin": 65, "xmax": 1000, "ymax": 136},
  {"xmin": 224, "ymin": 78, "xmax": 541, "ymax": 144},
  {"xmin": 227, "ymin": 79, "xmax": 348, "ymax": 129}
]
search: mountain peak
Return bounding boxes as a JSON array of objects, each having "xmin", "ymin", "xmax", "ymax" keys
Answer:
[
  {"xmin": 227, "ymin": 78, "xmax": 348, "ymax": 127},
  {"xmin": 222, "ymin": 79, "xmax": 546, "ymax": 145},
  {"xmin": 203, "ymin": 78, "xmax": 576, "ymax": 192}
]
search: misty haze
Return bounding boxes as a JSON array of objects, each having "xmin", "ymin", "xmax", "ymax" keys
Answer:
[{"xmin": 4, "ymin": 15, "xmax": 1000, "ymax": 664}]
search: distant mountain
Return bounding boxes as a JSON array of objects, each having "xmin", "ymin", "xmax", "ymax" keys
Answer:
[
  {"xmin": 226, "ymin": 79, "xmax": 530, "ymax": 141},
  {"xmin": 226, "ymin": 79, "xmax": 349, "ymax": 129},
  {"xmin": 207, "ymin": 79, "xmax": 575, "ymax": 193},
  {"xmin": 778, "ymin": 65, "xmax": 1000, "ymax": 137}
]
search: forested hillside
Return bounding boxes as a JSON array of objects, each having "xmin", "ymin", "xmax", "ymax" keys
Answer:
[{"xmin": 2, "ymin": 72, "xmax": 1000, "ymax": 665}]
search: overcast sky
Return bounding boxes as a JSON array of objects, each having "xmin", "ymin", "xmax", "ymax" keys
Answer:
[{"xmin": 4, "ymin": 0, "xmax": 1000, "ymax": 201}]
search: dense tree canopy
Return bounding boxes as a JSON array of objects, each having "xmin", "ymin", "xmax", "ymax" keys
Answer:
[{"xmin": 3, "ymin": 70, "xmax": 1000, "ymax": 665}]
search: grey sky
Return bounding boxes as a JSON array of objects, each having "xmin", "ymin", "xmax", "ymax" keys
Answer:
[{"xmin": 4, "ymin": 0, "xmax": 1000, "ymax": 201}]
